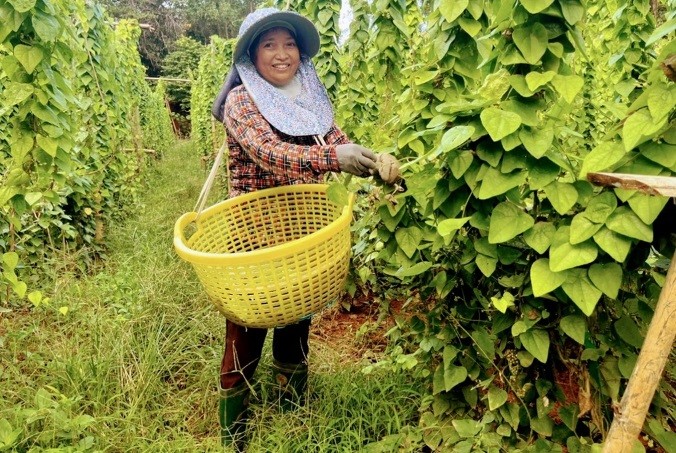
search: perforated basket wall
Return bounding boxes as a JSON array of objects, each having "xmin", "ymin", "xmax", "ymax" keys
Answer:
[{"xmin": 174, "ymin": 184, "xmax": 353, "ymax": 328}]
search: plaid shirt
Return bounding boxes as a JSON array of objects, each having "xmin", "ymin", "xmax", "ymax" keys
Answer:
[{"xmin": 223, "ymin": 85, "xmax": 349, "ymax": 197}]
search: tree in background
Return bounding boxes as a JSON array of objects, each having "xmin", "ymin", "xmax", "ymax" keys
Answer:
[
  {"xmin": 100, "ymin": 0, "xmax": 253, "ymax": 75},
  {"xmin": 177, "ymin": 0, "xmax": 256, "ymax": 43},
  {"xmin": 160, "ymin": 36, "xmax": 206, "ymax": 135},
  {"xmin": 101, "ymin": 0, "xmax": 187, "ymax": 75}
]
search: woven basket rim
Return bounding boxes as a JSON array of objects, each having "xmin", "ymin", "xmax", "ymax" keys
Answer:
[{"xmin": 174, "ymin": 184, "xmax": 353, "ymax": 266}]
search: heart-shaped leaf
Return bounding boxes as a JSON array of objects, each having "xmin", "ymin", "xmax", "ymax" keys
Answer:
[
  {"xmin": 437, "ymin": 217, "xmax": 471, "ymax": 237},
  {"xmin": 640, "ymin": 142, "xmax": 676, "ymax": 169},
  {"xmin": 478, "ymin": 168, "xmax": 527, "ymax": 199},
  {"xmin": 8, "ymin": 0, "xmax": 36, "ymax": 12},
  {"xmin": 614, "ymin": 316, "xmax": 644, "ymax": 348},
  {"xmin": 395, "ymin": 261, "xmax": 434, "ymax": 278},
  {"xmin": 480, "ymin": 107, "xmax": 522, "ymax": 141},
  {"xmin": 24, "ymin": 192, "xmax": 42, "ymax": 206},
  {"xmin": 584, "ymin": 192, "xmax": 618, "ymax": 223},
  {"xmin": 605, "ymin": 206, "xmax": 653, "ymax": 242},
  {"xmin": 439, "ymin": 0, "xmax": 469, "ymax": 23},
  {"xmin": 32, "ymin": 10, "xmax": 62, "ymax": 42},
  {"xmin": 647, "ymin": 84, "xmax": 675, "ymax": 121},
  {"xmin": 560, "ymin": 315, "xmax": 586, "ymax": 344},
  {"xmin": 549, "ymin": 227, "xmax": 598, "ymax": 272},
  {"xmin": 552, "ymin": 74, "xmax": 584, "ymax": 103},
  {"xmin": 562, "ymin": 268, "xmax": 602, "ymax": 316},
  {"xmin": 3, "ymin": 82, "xmax": 34, "ymax": 106},
  {"xmin": 525, "ymin": 71, "xmax": 556, "ymax": 91},
  {"xmin": 559, "ymin": 0, "xmax": 585, "ymax": 24},
  {"xmin": 2, "ymin": 252, "xmax": 19, "ymax": 270},
  {"xmin": 588, "ymin": 263, "xmax": 622, "ymax": 299},
  {"xmin": 531, "ymin": 258, "xmax": 568, "ymax": 296},
  {"xmin": 430, "ymin": 126, "xmax": 475, "ymax": 161},
  {"xmin": 476, "ymin": 254, "xmax": 498, "ymax": 277},
  {"xmin": 492, "ymin": 292, "xmax": 516, "ymax": 313},
  {"xmin": 519, "ymin": 0, "xmax": 555, "ymax": 13},
  {"xmin": 489, "ymin": 202, "xmax": 534, "ymax": 244},
  {"xmin": 623, "ymin": 108, "xmax": 666, "ymax": 151},
  {"xmin": 593, "ymin": 227, "xmax": 632, "ymax": 262},
  {"xmin": 519, "ymin": 126, "xmax": 553, "ymax": 158},
  {"xmin": 395, "ymin": 227, "xmax": 423, "ymax": 258},
  {"xmin": 579, "ymin": 142, "xmax": 626, "ymax": 178},
  {"xmin": 450, "ymin": 151, "xmax": 474, "ymax": 179},
  {"xmin": 512, "ymin": 23, "xmax": 549, "ymax": 64},
  {"xmin": 14, "ymin": 44, "xmax": 44, "ymax": 74},
  {"xmin": 523, "ymin": 222, "xmax": 556, "ymax": 254},
  {"xmin": 570, "ymin": 213, "xmax": 602, "ymax": 244},
  {"xmin": 627, "ymin": 194, "xmax": 669, "ymax": 225},
  {"xmin": 544, "ymin": 182, "xmax": 578, "ymax": 215},
  {"xmin": 520, "ymin": 329, "xmax": 550, "ymax": 363},
  {"xmin": 488, "ymin": 386, "xmax": 508, "ymax": 410}
]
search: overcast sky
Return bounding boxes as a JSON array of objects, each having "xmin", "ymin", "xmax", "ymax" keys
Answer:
[{"xmin": 339, "ymin": 0, "xmax": 353, "ymax": 43}]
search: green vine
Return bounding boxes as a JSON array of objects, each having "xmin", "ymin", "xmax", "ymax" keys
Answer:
[
  {"xmin": 334, "ymin": 0, "xmax": 675, "ymax": 449},
  {"xmin": 0, "ymin": 0, "xmax": 173, "ymax": 306}
]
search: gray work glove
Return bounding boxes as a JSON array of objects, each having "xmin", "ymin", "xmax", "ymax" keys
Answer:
[{"xmin": 335, "ymin": 144, "xmax": 377, "ymax": 177}]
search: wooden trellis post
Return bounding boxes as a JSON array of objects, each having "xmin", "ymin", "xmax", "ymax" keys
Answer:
[{"xmin": 587, "ymin": 173, "xmax": 676, "ymax": 453}]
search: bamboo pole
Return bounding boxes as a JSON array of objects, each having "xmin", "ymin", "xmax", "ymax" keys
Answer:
[
  {"xmin": 587, "ymin": 172, "xmax": 676, "ymax": 197},
  {"xmin": 145, "ymin": 77, "xmax": 192, "ymax": 83},
  {"xmin": 602, "ymin": 251, "xmax": 676, "ymax": 452},
  {"xmin": 587, "ymin": 173, "xmax": 676, "ymax": 453}
]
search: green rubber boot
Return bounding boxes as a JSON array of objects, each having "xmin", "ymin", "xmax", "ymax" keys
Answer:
[
  {"xmin": 271, "ymin": 359, "xmax": 308, "ymax": 411},
  {"xmin": 218, "ymin": 383, "xmax": 250, "ymax": 450}
]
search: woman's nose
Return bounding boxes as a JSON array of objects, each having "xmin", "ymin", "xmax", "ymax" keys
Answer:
[{"xmin": 275, "ymin": 49, "xmax": 290, "ymax": 60}]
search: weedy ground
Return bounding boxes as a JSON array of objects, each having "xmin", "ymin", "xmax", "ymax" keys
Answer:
[{"xmin": 0, "ymin": 140, "xmax": 424, "ymax": 452}]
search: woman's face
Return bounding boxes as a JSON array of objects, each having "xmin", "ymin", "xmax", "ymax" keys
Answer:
[{"xmin": 253, "ymin": 27, "xmax": 300, "ymax": 87}]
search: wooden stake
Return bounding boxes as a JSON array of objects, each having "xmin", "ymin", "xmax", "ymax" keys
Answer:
[
  {"xmin": 145, "ymin": 77, "xmax": 191, "ymax": 83},
  {"xmin": 587, "ymin": 172, "xmax": 676, "ymax": 197},
  {"xmin": 602, "ymin": 250, "xmax": 676, "ymax": 452}
]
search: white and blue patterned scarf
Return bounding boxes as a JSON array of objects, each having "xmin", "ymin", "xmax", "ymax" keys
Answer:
[{"xmin": 234, "ymin": 55, "xmax": 334, "ymax": 137}]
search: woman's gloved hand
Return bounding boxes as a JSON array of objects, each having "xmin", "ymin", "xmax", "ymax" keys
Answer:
[{"xmin": 335, "ymin": 144, "xmax": 377, "ymax": 176}]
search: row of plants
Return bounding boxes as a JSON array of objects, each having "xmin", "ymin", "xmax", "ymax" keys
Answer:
[
  {"xmin": 0, "ymin": 0, "xmax": 174, "ymax": 305},
  {"xmin": 188, "ymin": 0, "xmax": 675, "ymax": 450},
  {"xmin": 344, "ymin": 0, "xmax": 675, "ymax": 450},
  {"xmin": 190, "ymin": 36, "xmax": 232, "ymax": 164}
]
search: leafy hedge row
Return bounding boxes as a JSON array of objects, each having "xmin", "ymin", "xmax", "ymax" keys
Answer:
[
  {"xmin": 0, "ymin": 0, "xmax": 174, "ymax": 304},
  {"xmin": 342, "ymin": 1, "xmax": 674, "ymax": 451},
  {"xmin": 190, "ymin": 36, "xmax": 232, "ymax": 162}
]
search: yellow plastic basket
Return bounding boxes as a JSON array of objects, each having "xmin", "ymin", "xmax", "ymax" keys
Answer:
[{"xmin": 173, "ymin": 184, "xmax": 354, "ymax": 328}]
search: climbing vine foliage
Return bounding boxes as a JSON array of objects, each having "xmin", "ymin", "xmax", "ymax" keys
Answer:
[
  {"xmin": 0, "ymin": 0, "xmax": 174, "ymax": 305},
  {"xmin": 342, "ymin": 0, "xmax": 675, "ymax": 450}
]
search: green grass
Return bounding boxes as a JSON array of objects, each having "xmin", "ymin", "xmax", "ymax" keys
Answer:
[{"xmin": 0, "ymin": 140, "xmax": 423, "ymax": 452}]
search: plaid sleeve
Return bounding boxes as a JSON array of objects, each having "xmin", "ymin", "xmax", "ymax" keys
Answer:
[
  {"xmin": 224, "ymin": 87, "xmax": 341, "ymax": 177},
  {"xmin": 325, "ymin": 123, "xmax": 351, "ymax": 146}
]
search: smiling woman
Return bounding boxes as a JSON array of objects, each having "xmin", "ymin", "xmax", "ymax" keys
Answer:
[
  {"xmin": 204, "ymin": 6, "xmax": 384, "ymax": 451},
  {"xmin": 251, "ymin": 28, "xmax": 301, "ymax": 87}
]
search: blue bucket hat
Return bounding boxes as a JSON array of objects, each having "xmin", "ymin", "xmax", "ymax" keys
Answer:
[{"xmin": 233, "ymin": 7, "xmax": 320, "ymax": 63}]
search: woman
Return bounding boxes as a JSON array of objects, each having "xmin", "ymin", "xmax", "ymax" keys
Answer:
[{"xmin": 211, "ymin": 7, "xmax": 377, "ymax": 448}]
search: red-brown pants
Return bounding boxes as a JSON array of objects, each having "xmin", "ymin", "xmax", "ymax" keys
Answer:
[{"xmin": 220, "ymin": 318, "xmax": 311, "ymax": 389}]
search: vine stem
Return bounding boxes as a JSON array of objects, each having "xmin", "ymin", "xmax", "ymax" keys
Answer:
[{"xmin": 449, "ymin": 313, "xmax": 534, "ymax": 428}]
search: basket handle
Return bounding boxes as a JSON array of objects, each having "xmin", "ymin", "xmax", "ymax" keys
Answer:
[
  {"xmin": 174, "ymin": 211, "xmax": 198, "ymax": 251},
  {"xmin": 194, "ymin": 139, "xmax": 229, "ymax": 220}
]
